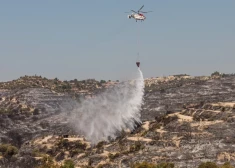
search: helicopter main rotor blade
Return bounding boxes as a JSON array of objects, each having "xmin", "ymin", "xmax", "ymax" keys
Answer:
[
  {"xmin": 131, "ymin": 10, "xmax": 138, "ymax": 13},
  {"xmin": 140, "ymin": 11, "xmax": 153, "ymax": 13},
  {"xmin": 138, "ymin": 5, "xmax": 144, "ymax": 12}
]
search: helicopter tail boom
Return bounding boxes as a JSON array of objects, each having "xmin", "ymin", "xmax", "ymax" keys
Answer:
[{"xmin": 128, "ymin": 15, "xmax": 132, "ymax": 19}]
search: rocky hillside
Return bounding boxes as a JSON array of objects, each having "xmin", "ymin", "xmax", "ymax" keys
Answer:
[
  {"xmin": 142, "ymin": 73, "xmax": 235, "ymax": 121},
  {"xmin": 0, "ymin": 75, "xmax": 118, "ymax": 99},
  {"xmin": 1, "ymin": 72, "xmax": 235, "ymax": 168}
]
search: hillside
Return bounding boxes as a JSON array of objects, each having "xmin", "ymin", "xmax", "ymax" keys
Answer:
[{"xmin": 1, "ymin": 73, "xmax": 235, "ymax": 168}]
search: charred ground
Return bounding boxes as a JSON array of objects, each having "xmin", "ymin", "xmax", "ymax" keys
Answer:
[{"xmin": 1, "ymin": 72, "xmax": 235, "ymax": 168}]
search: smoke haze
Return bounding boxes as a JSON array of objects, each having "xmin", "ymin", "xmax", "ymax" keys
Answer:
[{"xmin": 64, "ymin": 68, "xmax": 144, "ymax": 144}]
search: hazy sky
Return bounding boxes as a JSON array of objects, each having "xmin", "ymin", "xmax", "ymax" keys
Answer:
[{"xmin": 1, "ymin": 1, "xmax": 234, "ymax": 82}]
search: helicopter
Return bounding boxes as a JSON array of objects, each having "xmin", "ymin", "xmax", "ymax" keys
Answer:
[{"xmin": 126, "ymin": 5, "xmax": 152, "ymax": 22}]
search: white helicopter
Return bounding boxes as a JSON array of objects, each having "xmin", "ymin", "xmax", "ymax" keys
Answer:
[{"xmin": 126, "ymin": 5, "xmax": 152, "ymax": 22}]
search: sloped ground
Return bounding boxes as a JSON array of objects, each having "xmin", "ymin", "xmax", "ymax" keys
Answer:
[
  {"xmin": 0, "ymin": 88, "xmax": 72, "ymax": 148},
  {"xmin": 141, "ymin": 75, "xmax": 235, "ymax": 121},
  {"xmin": 2, "ymin": 101, "xmax": 235, "ymax": 168},
  {"xmin": 1, "ymin": 74, "xmax": 235, "ymax": 167}
]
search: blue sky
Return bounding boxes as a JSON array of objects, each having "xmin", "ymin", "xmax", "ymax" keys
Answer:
[{"xmin": 1, "ymin": 1, "xmax": 235, "ymax": 81}]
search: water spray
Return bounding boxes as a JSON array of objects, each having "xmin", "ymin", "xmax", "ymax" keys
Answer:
[{"xmin": 64, "ymin": 68, "xmax": 145, "ymax": 145}]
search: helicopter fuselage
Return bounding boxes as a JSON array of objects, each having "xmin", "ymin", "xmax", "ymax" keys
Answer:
[{"xmin": 128, "ymin": 13, "xmax": 146, "ymax": 21}]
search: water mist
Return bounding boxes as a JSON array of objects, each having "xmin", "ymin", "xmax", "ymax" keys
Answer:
[{"xmin": 65, "ymin": 68, "xmax": 145, "ymax": 144}]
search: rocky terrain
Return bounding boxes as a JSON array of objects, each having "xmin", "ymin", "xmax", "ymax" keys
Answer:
[{"xmin": 1, "ymin": 72, "xmax": 235, "ymax": 168}]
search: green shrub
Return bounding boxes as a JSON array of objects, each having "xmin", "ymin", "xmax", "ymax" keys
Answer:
[
  {"xmin": 100, "ymin": 80, "xmax": 106, "ymax": 83},
  {"xmin": 211, "ymin": 71, "xmax": 221, "ymax": 76},
  {"xmin": 129, "ymin": 141, "xmax": 144, "ymax": 152},
  {"xmin": 96, "ymin": 141, "xmax": 105, "ymax": 149},
  {"xmin": 57, "ymin": 139, "xmax": 70, "ymax": 149},
  {"xmin": 60, "ymin": 159, "xmax": 75, "ymax": 168},
  {"xmin": 0, "ymin": 109, "xmax": 14, "ymax": 114},
  {"xmin": 108, "ymin": 152, "xmax": 120, "ymax": 161},
  {"xmin": 37, "ymin": 155, "xmax": 58, "ymax": 168},
  {"xmin": 221, "ymin": 162, "xmax": 234, "ymax": 168},
  {"xmin": 198, "ymin": 162, "xmax": 235, "ymax": 168},
  {"xmin": 140, "ymin": 130, "xmax": 148, "ymax": 137},
  {"xmin": 0, "ymin": 144, "xmax": 18, "ymax": 158},
  {"xmin": 198, "ymin": 162, "xmax": 219, "ymax": 168},
  {"xmin": 74, "ymin": 140, "xmax": 87, "ymax": 150},
  {"xmin": 149, "ymin": 123, "xmax": 161, "ymax": 132},
  {"xmin": 131, "ymin": 161, "xmax": 157, "ymax": 168},
  {"xmin": 131, "ymin": 162, "xmax": 174, "ymax": 168},
  {"xmin": 156, "ymin": 162, "xmax": 174, "ymax": 168}
]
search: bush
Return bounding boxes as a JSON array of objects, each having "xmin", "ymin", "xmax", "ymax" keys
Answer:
[
  {"xmin": 0, "ymin": 144, "xmax": 18, "ymax": 158},
  {"xmin": 36, "ymin": 155, "xmax": 59, "ymax": 168},
  {"xmin": 211, "ymin": 71, "xmax": 221, "ymax": 76},
  {"xmin": 61, "ymin": 159, "xmax": 75, "ymax": 168},
  {"xmin": 33, "ymin": 108, "xmax": 40, "ymax": 115},
  {"xmin": 56, "ymin": 138, "xmax": 87, "ymax": 154},
  {"xmin": 221, "ymin": 162, "xmax": 234, "ymax": 168},
  {"xmin": 198, "ymin": 162, "xmax": 219, "ymax": 168},
  {"xmin": 96, "ymin": 141, "xmax": 105, "ymax": 149},
  {"xmin": 32, "ymin": 149, "xmax": 44, "ymax": 157},
  {"xmin": 74, "ymin": 140, "xmax": 87, "ymax": 150},
  {"xmin": 131, "ymin": 161, "xmax": 157, "ymax": 168},
  {"xmin": 149, "ymin": 122, "xmax": 161, "ymax": 132},
  {"xmin": 131, "ymin": 162, "xmax": 174, "ymax": 168},
  {"xmin": 140, "ymin": 130, "xmax": 148, "ymax": 137},
  {"xmin": 156, "ymin": 162, "xmax": 174, "ymax": 168},
  {"xmin": 57, "ymin": 139, "xmax": 70, "ymax": 149},
  {"xmin": 108, "ymin": 152, "xmax": 120, "ymax": 161},
  {"xmin": 100, "ymin": 80, "xmax": 106, "ymax": 83},
  {"xmin": 70, "ymin": 149, "xmax": 82, "ymax": 157},
  {"xmin": 129, "ymin": 141, "xmax": 144, "ymax": 152}
]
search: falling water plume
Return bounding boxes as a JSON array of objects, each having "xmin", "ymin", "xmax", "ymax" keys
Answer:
[{"xmin": 65, "ymin": 68, "xmax": 144, "ymax": 144}]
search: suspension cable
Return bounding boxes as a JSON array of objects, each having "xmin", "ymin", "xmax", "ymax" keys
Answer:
[{"xmin": 137, "ymin": 21, "xmax": 140, "ymax": 62}]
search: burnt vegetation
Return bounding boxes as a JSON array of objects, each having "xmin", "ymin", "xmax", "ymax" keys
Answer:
[{"xmin": 1, "ymin": 72, "xmax": 235, "ymax": 167}]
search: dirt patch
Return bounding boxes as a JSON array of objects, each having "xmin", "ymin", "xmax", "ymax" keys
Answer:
[
  {"xmin": 33, "ymin": 135, "xmax": 55, "ymax": 149},
  {"xmin": 64, "ymin": 137, "xmax": 91, "ymax": 148},
  {"xmin": 190, "ymin": 120, "xmax": 223, "ymax": 127},
  {"xmin": 212, "ymin": 102, "xmax": 235, "ymax": 107},
  {"xmin": 172, "ymin": 136, "xmax": 183, "ymax": 148},
  {"xmin": 217, "ymin": 152, "xmax": 235, "ymax": 162},
  {"xmin": 142, "ymin": 121, "xmax": 150, "ymax": 130},
  {"xmin": 127, "ymin": 137, "xmax": 152, "ymax": 142}
]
